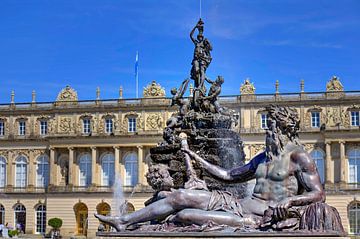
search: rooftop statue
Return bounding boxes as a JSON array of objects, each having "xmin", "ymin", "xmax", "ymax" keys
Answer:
[
  {"xmin": 240, "ymin": 78, "xmax": 256, "ymax": 95},
  {"xmin": 95, "ymin": 19, "xmax": 344, "ymax": 235},
  {"xmin": 326, "ymin": 76, "xmax": 344, "ymax": 92}
]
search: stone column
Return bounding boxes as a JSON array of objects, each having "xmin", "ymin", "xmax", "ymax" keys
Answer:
[
  {"xmin": 6, "ymin": 151, "xmax": 14, "ymax": 188},
  {"xmin": 137, "ymin": 145, "xmax": 144, "ymax": 185},
  {"xmin": 49, "ymin": 147, "xmax": 57, "ymax": 186},
  {"xmin": 339, "ymin": 141, "xmax": 347, "ymax": 184},
  {"xmin": 68, "ymin": 147, "xmax": 75, "ymax": 186},
  {"xmin": 91, "ymin": 147, "xmax": 98, "ymax": 186},
  {"xmin": 28, "ymin": 150, "xmax": 36, "ymax": 189},
  {"xmin": 325, "ymin": 142, "xmax": 333, "ymax": 184},
  {"xmin": 114, "ymin": 146, "xmax": 120, "ymax": 176}
]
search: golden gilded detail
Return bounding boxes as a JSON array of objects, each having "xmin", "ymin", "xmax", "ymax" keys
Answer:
[
  {"xmin": 326, "ymin": 76, "xmax": 344, "ymax": 92},
  {"xmin": 56, "ymin": 85, "xmax": 78, "ymax": 102},
  {"xmin": 143, "ymin": 81, "xmax": 165, "ymax": 98},
  {"xmin": 240, "ymin": 78, "xmax": 256, "ymax": 95}
]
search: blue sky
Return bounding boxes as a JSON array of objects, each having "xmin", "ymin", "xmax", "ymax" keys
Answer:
[{"xmin": 0, "ymin": 0, "xmax": 359, "ymax": 103}]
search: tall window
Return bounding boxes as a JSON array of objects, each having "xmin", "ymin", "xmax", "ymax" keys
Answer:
[
  {"xmin": 15, "ymin": 156, "xmax": 27, "ymax": 188},
  {"xmin": 35, "ymin": 204, "xmax": 46, "ymax": 234},
  {"xmin": 40, "ymin": 121, "xmax": 48, "ymax": 135},
  {"xmin": 351, "ymin": 111, "xmax": 360, "ymax": 126},
  {"xmin": 310, "ymin": 150, "xmax": 325, "ymax": 183},
  {"xmin": 83, "ymin": 119, "xmax": 91, "ymax": 134},
  {"xmin": 124, "ymin": 152, "xmax": 138, "ymax": 186},
  {"xmin": 101, "ymin": 153, "xmax": 115, "ymax": 186},
  {"xmin": 18, "ymin": 121, "xmax": 26, "ymax": 136},
  {"xmin": 14, "ymin": 204, "xmax": 26, "ymax": 232},
  {"xmin": 36, "ymin": 155, "xmax": 49, "ymax": 188},
  {"xmin": 349, "ymin": 149, "xmax": 360, "ymax": 184},
  {"xmin": 79, "ymin": 154, "xmax": 92, "ymax": 187},
  {"xmin": 311, "ymin": 112, "xmax": 320, "ymax": 128},
  {"xmin": 105, "ymin": 119, "xmax": 113, "ymax": 134},
  {"xmin": 260, "ymin": 114, "xmax": 267, "ymax": 129},
  {"xmin": 349, "ymin": 202, "xmax": 360, "ymax": 234},
  {"xmin": 0, "ymin": 156, "xmax": 6, "ymax": 187},
  {"xmin": 128, "ymin": 118, "xmax": 136, "ymax": 132},
  {"xmin": 0, "ymin": 204, "xmax": 4, "ymax": 225},
  {"xmin": 0, "ymin": 120, "xmax": 5, "ymax": 136}
]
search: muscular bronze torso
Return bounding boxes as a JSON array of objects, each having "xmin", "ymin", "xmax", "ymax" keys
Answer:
[{"xmin": 253, "ymin": 146, "xmax": 302, "ymax": 203}]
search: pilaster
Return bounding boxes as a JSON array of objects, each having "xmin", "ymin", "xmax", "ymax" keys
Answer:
[
  {"xmin": 325, "ymin": 141, "xmax": 333, "ymax": 184},
  {"xmin": 137, "ymin": 145, "xmax": 144, "ymax": 185},
  {"xmin": 339, "ymin": 140, "xmax": 347, "ymax": 184},
  {"xmin": 68, "ymin": 147, "xmax": 75, "ymax": 186}
]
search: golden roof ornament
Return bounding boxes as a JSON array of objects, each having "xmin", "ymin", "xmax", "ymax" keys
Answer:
[
  {"xmin": 143, "ymin": 80, "xmax": 165, "ymax": 98},
  {"xmin": 326, "ymin": 76, "xmax": 344, "ymax": 92},
  {"xmin": 240, "ymin": 78, "xmax": 255, "ymax": 95},
  {"xmin": 56, "ymin": 85, "xmax": 78, "ymax": 102}
]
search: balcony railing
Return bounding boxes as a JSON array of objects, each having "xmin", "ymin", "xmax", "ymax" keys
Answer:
[
  {"xmin": 1, "ymin": 90, "xmax": 360, "ymax": 111},
  {"xmin": 0, "ymin": 185, "xmax": 154, "ymax": 194}
]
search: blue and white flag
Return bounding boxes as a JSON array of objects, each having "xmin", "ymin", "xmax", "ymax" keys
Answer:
[{"xmin": 135, "ymin": 51, "xmax": 139, "ymax": 98}]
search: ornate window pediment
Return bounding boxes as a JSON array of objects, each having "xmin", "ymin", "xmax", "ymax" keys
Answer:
[
  {"xmin": 143, "ymin": 81, "xmax": 165, "ymax": 98},
  {"xmin": 307, "ymin": 105, "xmax": 323, "ymax": 112}
]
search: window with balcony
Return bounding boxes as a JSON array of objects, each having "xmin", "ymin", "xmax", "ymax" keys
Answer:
[
  {"xmin": 40, "ymin": 121, "xmax": 48, "ymax": 135},
  {"xmin": 0, "ymin": 156, "xmax": 6, "ymax": 188},
  {"xmin": 128, "ymin": 118, "xmax": 136, "ymax": 132},
  {"xmin": 79, "ymin": 154, "xmax": 92, "ymax": 187},
  {"xmin": 18, "ymin": 121, "xmax": 26, "ymax": 136},
  {"xmin": 260, "ymin": 113, "xmax": 267, "ymax": 129},
  {"xmin": 349, "ymin": 202, "xmax": 360, "ymax": 234},
  {"xmin": 311, "ymin": 112, "xmax": 320, "ymax": 128},
  {"xmin": 310, "ymin": 150, "xmax": 325, "ymax": 183},
  {"xmin": 35, "ymin": 204, "xmax": 46, "ymax": 234},
  {"xmin": 349, "ymin": 149, "xmax": 360, "ymax": 184},
  {"xmin": 351, "ymin": 111, "xmax": 360, "ymax": 126},
  {"xmin": 36, "ymin": 155, "xmax": 49, "ymax": 188},
  {"xmin": 101, "ymin": 153, "xmax": 115, "ymax": 186},
  {"xmin": 15, "ymin": 156, "xmax": 27, "ymax": 188},
  {"xmin": 105, "ymin": 119, "xmax": 113, "ymax": 134},
  {"xmin": 0, "ymin": 121, "xmax": 5, "ymax": 136},
  {"xmin": 124, "ymin": 152, "xmax": 138, "ymax": 186},
  {"xmin": 83, "ymin": 119, "xmax": 91, "ymax": 134}
]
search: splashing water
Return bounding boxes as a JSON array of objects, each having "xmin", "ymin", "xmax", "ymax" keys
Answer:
[{"xmin": 111, "ymin": 173, "xmax": 126, "ymax": 216}]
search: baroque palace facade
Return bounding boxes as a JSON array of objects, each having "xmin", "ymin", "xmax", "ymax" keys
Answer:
[{"xmin": 1, "ymin": 77, "xmax": 360, "ymax": 236}]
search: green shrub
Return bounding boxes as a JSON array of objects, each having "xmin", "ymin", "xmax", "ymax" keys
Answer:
[
  {"xmin": 48, "ymin": 218, "xmax": 63, "ymax": 230},
  {"xmin": 8, "ymin": 229, "xmax": 19, "ymax": 237}
]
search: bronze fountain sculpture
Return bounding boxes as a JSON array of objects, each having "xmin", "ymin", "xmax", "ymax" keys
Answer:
[{"xmin": 95, "ymin": 19, "xmax": 344, "ymax": 235}]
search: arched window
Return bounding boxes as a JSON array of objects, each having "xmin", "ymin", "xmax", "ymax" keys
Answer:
[
  {"xmin": 101, "ymin": 153, "xmax": 115, "ymax": 186},
  {"xmin": 349, "ymin": 202, "xmax": 360, "ymax": 234},
  {"xmin": 15, "ymin": 156, "xmax": 27, "ymax": 188},
  {"xmin": 0, "ymin": 156, "xmax": 6, "ymax": 187},
  {"xmin": 35, "ymin": 204, "xmax": 46, "ymax": 234},
  {"xmin": 36, "ymin": 155, "xmax": 49, "ymax": 188},
  {"xmin": 79, "ymin": 154, "xmax": 92, "ymax": 187},
  {"xmin": 349, "ymin": 149, "xmax": 360, "ymax": 184},
  {"xmin": 0, "ymin": 204, "xmax": 4, "ymax": 225},
  {"xmin": 14, "ymin": 204, "xmax": 26, "ymax": 232},
  {"xmin": 124, "ymin": 152, "xmax": 138, "ymax": 186},
  {"xmin": 74, "ymin": 202, "xmax": 88, "ymax": 236},
  {"xmin": 310, "ymin": 150, "xmax": 325, "ymax": 183}
]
